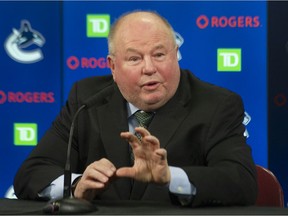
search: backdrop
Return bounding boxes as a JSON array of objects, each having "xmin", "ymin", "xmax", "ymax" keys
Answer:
[{"xmin": 1, "ymin": 0, "xmax": 284, "ymax": 205}]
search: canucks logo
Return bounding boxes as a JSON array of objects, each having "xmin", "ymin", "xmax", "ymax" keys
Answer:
[
  {"xmin": 243, "ymin": 111, "xmax": 251, "ymax": 138},
  {"xmin": 174, "ymin": 31, "xmax": 184, "ymax": 61},
  {"xmin": 4, "ymin": 20, "xmax": 45, "ymax": 64}
]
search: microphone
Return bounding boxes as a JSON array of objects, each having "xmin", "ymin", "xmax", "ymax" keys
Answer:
[{"xmin": 43, "ymin": 84, "xmax": 115, "ymax": 214}]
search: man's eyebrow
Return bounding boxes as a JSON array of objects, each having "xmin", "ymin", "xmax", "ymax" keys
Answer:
[
  {"xmin": 153, "ymin": 44, "xmax": 165, "ymax": 50},
  {"xmin": 125, "ymin": 45, "xmax": 167, "ymax": 53},
  {"xmin": 125, "ymin": 48, "xmax": 139, "ymax": 53}
]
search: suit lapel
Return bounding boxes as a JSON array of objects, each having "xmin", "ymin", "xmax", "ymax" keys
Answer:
[
  {"xmin": 95, "ymin": 86, "xmax": 132, "ymax": 199},
  {"xmin": 149, "ymin": 73, "xmax": 191, "ymax": 149},
  {"xmin": 149, "ymin": 101, "xmax": 189, "ymax": 149},
  {"xmin": 130, "ymin": 71, "xmax": 192, "ymax": 200}
]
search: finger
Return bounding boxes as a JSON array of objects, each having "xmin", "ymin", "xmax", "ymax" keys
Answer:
[
  {"xmin": 155, "ymin": 148, "xmax": 167, "ymax": 161},
  {"xmin": 77, "ymin": 170, "xmax": 109, "ymax": 194},
  {"xmin": 134, "ymin": 127, "xmax": 151, "ymax": 137},
  {"xmin": 80, "ymin": 177, "xmax": 107, "ymax": 189},
  {"xmin": 120, "ymin": 131, "xmax": 138, "ymax": 142},
  {"xmin": 97, "ymin": 158, "xmax": 116, "ymax": 169},
  {"xmin": 83, "ymin": 159, "xmax": 116, "ymax": 185},
  {"xmin": 115, "ymin": 167, "xmax": 135, "ymax": 178},
  {"xmin": 120, "ymin": 131, "xmax": 133, "ymax": 139},
  {"xmin": 120, "ymin": 131, "xmax": 141, "ymax": 148},
  {"xmin": 91, "ymin": 159, "xmax": 116, "ymax": 177},
  {"xmin": 83, "ymin": 166, "xmax": 110, "ymax": 185},
  {"xmin": 142, "ymin": 135, "xmax": 160, "ymax": 149}
]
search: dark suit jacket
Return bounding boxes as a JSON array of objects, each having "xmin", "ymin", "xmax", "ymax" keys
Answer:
[{"xmin": 14, "ymin": 69, "xmax": 257, "ymax": 207}]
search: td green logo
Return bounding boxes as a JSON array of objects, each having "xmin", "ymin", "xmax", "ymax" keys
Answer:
[
  {"xmin": 217, "ymin": 49, "xmax": 242, "ymax": 72},
  {"xmin": 14, "ymin": 123, "xmax": 37, "ymax": 146},
  {"xmin": 87, "ymin": 14, "xmax": 110, "ymax": 38}
]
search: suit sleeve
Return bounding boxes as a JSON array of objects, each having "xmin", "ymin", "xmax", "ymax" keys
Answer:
[
  {"xmin": 13, "ymin": 83, "xmax": 81, "ymax": 200},
  {"xmin": 182, "ymin": 93, "xmax": 257, "ymax": 207}
]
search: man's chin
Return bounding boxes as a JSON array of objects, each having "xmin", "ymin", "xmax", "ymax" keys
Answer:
[{"xmin": 141, "ymin": 98, "xmax": 167, "ymax": 111}]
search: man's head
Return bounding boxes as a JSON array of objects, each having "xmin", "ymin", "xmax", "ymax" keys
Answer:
[{"xmin": 107, "ymin": 11, "xmax": 181, "ymax": 111}]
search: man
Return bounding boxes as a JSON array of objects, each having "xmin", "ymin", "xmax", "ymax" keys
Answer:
[{"xmin": 14, "ymin": 10, "xmax": 257, "ymax": 207}]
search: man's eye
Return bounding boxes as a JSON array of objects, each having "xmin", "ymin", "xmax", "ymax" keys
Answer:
[
  {"xmin": 129, "ymin": 56, "xmax": 141, "ymax": 62},
  {"xmin": 154, "ymin": 53, "xmax": 166, "ymax": 60},
  {"xmin": 155, "ymin": 53, "xmax": 165, "ymax": 57}
]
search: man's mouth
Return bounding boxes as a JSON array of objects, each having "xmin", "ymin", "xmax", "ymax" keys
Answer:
[{"xmin": 142, "ymin": 81, "xmax": 160, "ymax": 90}]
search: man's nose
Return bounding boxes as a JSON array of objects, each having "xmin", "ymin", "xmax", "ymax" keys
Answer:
[{"xmin": 142, "ymin": 56, "xmax": 156, "ymax": 74}]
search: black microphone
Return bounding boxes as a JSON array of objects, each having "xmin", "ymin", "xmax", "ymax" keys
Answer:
[{"xmin": 43, "ymin": 84, "xmax": 114, "ymax": 214}]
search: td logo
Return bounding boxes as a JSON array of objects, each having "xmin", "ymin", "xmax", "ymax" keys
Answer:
[
  {"xmin": 87, "ymin": 14, "xmax": 110, "ymax": 38},
  {"xmin": 14, "ymin": 123, "xmax": 37, "ymax": 146},
  {"xmin": 217, "ymin": 49, "xmax": 242, "ymax": 72}
]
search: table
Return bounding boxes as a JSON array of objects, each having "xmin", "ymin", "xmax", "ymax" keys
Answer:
[{"xmin": 0, "ymin": 198, "xmax": 287, "ymax": 215}]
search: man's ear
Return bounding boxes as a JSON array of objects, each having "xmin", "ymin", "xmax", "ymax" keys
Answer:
[{"xmin": 107, "ymin": 55, "xmax": 116, "ymax": 80}]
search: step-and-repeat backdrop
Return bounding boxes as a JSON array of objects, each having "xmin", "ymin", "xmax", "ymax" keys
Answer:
[{"xmin": 1, "ymin": 0, "xmax": 279, "ymax": 203}]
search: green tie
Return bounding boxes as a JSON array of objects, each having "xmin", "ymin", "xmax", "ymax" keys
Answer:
[
  {"xmin": 130, "ymin": 110, "xmax": 154, "ymax": 163},
  {"xmin": 134, "ymin": 110, "xmax": 155, "ymax": 129}
]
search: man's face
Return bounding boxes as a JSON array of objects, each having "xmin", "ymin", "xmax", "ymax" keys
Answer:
[{"xmin": 108, "ymin": 13, "xmax": 180, "ymax": 111}]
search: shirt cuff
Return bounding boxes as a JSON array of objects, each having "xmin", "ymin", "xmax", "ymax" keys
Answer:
[
  {"xmin": 168, "ymin": 166, "xmax": 196, "ymax": 205},
  {"xmin": 38, "ymin": 173, "xmax": 82, "ymax": 200}
]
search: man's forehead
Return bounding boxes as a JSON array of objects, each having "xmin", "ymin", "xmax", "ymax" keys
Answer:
[{"xmin": 117, "ymin": 13, "xmax": 168, "ymax": 34}]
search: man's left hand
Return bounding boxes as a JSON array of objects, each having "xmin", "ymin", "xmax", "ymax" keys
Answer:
[{"xmin": 116, "ymin": 127, "xmax": 171, "ymax": 185}]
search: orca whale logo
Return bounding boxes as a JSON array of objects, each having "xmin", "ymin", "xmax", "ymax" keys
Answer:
[
  {"xmin": 174, "ymin": 31, "xmax": 184, "ymax": 61},
  {"xmin": 5, "ymin": 185, "xmax": 17, "ymax": 199},
  {"xmin": 4, "ymin": 20, "xmax": 45, "ymax": 64},
  {"xmin": 243, "ymin": 111, "xmax": 251, "ymax": 138}
]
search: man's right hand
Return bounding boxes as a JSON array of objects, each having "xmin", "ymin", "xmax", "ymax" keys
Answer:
[{"xmin": 73, "ymin": 158, "xmax": 116, "ymax": 200}]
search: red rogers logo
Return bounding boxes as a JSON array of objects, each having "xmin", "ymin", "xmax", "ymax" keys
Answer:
[
  {"xmin": 274, "ymin": 93, "xmax": 287, "ymax": 107},
  {"xmin": 196, "ymin": 15, "xmax": 260, "ymax": 29},
  {"xmin": 0, "ymin": 90, "xmax": 55, "ymax": 104},
  {"xmin": 67, "ymin": 56, "xmax": 110, "ymax": 70}
]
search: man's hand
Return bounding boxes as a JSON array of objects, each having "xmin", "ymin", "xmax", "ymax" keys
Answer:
[
  {"xmin": 73, "ymin": 158, "xmax": 116, "ymax": 200},
  {"xmin": 116, "ymin": 127, "xmax": 171, "ymax": 185}
]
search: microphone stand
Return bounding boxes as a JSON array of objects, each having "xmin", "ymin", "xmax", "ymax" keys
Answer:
[{"xmin": 43, "ymin": 105, "xmax": 96, "ymax": 214}]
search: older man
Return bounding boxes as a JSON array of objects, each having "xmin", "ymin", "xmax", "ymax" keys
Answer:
[{"xmin": 14, "ymin": 10, "xmax": 257, "ymax": 207}]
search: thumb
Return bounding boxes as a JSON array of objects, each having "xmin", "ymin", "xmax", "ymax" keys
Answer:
[{"xmin": 116, "ymin": 167, "xmax": 135, "ymax": 178}]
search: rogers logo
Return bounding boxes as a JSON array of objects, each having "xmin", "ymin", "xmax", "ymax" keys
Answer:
[
  {"xmin": 274, "ymin": 93, "xmax": 288, "ymax": 107},
  {"xmin": 196, "ymin": 15, "xmax": 260, "ymax": 29},
  {"xmin": 67, "ymin": 56, "xmax": 110, "ymax": 70},
  {"xmin": 0, "ymin": 90, "xmax": 55, "ymax": 104}
]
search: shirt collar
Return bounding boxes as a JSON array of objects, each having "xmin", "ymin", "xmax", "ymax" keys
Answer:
[
  {"xmin": 127, "ymin": 103, "xmax": 156, "ymax": 118},
  {"xmin": 127, "ymin": 102, "xmax": 140, "ymax": 118}
]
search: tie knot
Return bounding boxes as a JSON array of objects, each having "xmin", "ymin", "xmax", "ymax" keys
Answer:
[{"xmin": 134, "ymin": 110, "xmax": 154, "ymax": 128}]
